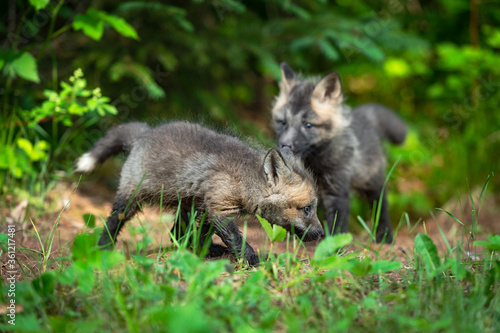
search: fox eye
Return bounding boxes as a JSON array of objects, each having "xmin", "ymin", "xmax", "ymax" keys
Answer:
[
  {"xmin": 302, "ymin": 205, "xmax": 312, "ymax": 216},
  {"xmin": 304, "ymin": 122, "xmax": 313, "ymax": 129},
  {"xmin": 280, "ymin": 120, "xmax": 286, "ymax": 125}
]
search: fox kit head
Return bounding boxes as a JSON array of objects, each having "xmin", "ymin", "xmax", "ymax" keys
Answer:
[
  {"xmin": 272, "ymin": 62, "xmax": 351, "ymax": 157},
  {"xmin": 258, "ymin": 147, "xmax": 324, "ymax": 241}
]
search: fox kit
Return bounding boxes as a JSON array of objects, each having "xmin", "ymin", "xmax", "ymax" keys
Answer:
[
  {"xmin": 271, "ymin": 63, "xmax": 407, "ymax": 243},
  {"xmin": 76, "ymin": 121, "xmax": 324, "ymax": 265}
]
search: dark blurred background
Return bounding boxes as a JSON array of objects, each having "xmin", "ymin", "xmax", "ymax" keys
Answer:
[{"xmin": 1, "ymin": 0, "xmax": 499, "ymax": 222}]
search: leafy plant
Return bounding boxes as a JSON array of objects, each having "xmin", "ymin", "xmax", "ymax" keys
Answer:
[
  {"xmin": 27, "ymin": 68, "xmax": 117, "ymax": 127},
  {"xmin": 0, "ymin": 69, "xmax": 117, "ymax": 202}
]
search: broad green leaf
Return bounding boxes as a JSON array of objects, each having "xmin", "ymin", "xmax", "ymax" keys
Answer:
[
  {"xmin": 11, "ymin": 52, "xmax": 40, "ymax": 83},
  {"xmin": 370, "ymin": 260, "xmax": 401, "ymax": 274},
  {"xmin": 318, "ymin": 39, "xmax": 339, "ymax": 60},
  {"xmin": 43, "ymin": 89, "xmax": 58, "ymax": 99},
  {"xmin": 10, "ymin": 165, "xmax": 23, "ymax": 178},
  {"xmin": 58, "ymin": 265, "xmax": 77, "ymax": 284},
  {"xmin": 68, "ymin": 103, "xmax": 87, "ymax": 115},
  {"xmin": 271, "ymin": 225, "xmax": 287, "ymax": 242},
  {"xmin": 0, "ymin": 233, "xmax": 9, "ymax": 253},
  {"xmin": 102, "ymin": 104, "xmax": 118, "ymax": 115},
  {"xmin": 3, "ymin": 314, "xmax": 41, "ymax": 331},
  {"xmin": 290, "ymin": 36, "xmax": 315, "ymax": 51},
  {"xmin": 0, "ymin": 146, "xmax": 12, "ymax": 168},
  {"xmin": 257, "ymin": 215, "xmax": 273, "ymax": 241},
  {"xmin": 349, "ymin": 256, "xmax": 372, "ymax": 276},
  {"xmin": 360, "ymin": 41, "xmax": 385, "ymax": 62},
  {"xmin": 414, "ymin": 233, "xmax": 440, "ymax": 277},
  {"xmin": 313, "ymin": 233, "xmax": 353, "ymax": 261},
  {"xmin": 99, "ymin": 251, "xmax": 125, "ymax": 270},
  {"xmin": 71, "ymin": 233, "xmax": 98, "ymax": 261},
  {"xmin": 32, "ymin": 271, "xmax": 56, "ymax": 297},
  {"xmin": 446, "ymin": 258, "xmax": 468, "ymax": 279},
  {"xmin": 257, "ymin": 215, "xmax": 285, "ymax": 241},
  {"xmin": 82, "ymin": 213, "xmax": 96, "ymax": 227},
  {"xmin": 17, "ymin": 138, "xmax": 34, "ymax": 157},
  {"xmin": 99, "ymin": 12, "xmax": 140, "ymax": 40},
  {"xmin": 74, "ymin": 261, "xmax": 96, "ymax": 294},
  {"xmin": 73, "ymin": 13, "xmax": 104, "ymax": 40},
  {"xmin": 17, "ymin": 138, "xmax": 49, "ymax": 161},
  {"xmin": 78, "ymin": 89, "xmax": 92, "ymax": 97},
  {"xmin": 96, "ymin": 106, "xmax": 106, "ymax": 116},
  {"xmin": 29, "ymin": 0, "xmax": 49, "ymax": 11},
  {"xmin": 87, "ymin": 98, "xmax": 97, "ymax": 111},
  {"xmin": 475, "ymin": 234, "xmax": 500, "ymax": 252},
  {"xmin": 384, "ymin": 58, "xmax": 410, "ymax": 77},
  {"xmin": 36, "ymin": 140, "xmax": 49, "ymax": 151}
]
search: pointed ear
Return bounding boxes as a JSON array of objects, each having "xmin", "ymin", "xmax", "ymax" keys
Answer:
[
  {"xmin": 312, "ymin": 71, "xmax": 342, "ymax": 105},
  {"xmin": 263, "ymin": 148, "xmax": 292, "ymax": 187},
  {"xmin": 280, "ymin": 62, "xmax": 297, "ymax": 93}
]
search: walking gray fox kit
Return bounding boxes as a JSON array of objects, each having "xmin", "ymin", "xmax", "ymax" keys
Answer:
[
  {"xmin": 76, "ymin": 121, "xmax": 324, "ymax": 265},
  {"xmin": 272, "ymin": 63, "xmax": 407, "ymax": 243}
]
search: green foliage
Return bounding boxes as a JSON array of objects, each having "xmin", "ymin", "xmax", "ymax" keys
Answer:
[
  {"xmin": 4, "ymin": 52, "xmax": 40, "ymax": 83},
  {"xmin": 0, "ymin": 2, "xmax": 138, "ymax": 203},
  {"xmin": 256, "ymin": 215, "xmax": 287, "ymax": 242},
  {"xmin": 28, "ymin": 0, "xmax": 49, "ymax": 11},
  {"xmin": 3, "ymin": 216, "xmax": 498, "ymax": 332},
  {"xmin": 475, "ymin": 234, "xmax": 500, "ymax": 253},
  {"xmin": 313, "ymin": 233, "xmax": 353, "ymax": 261},
  {"xmin": 2, "ymin": 0, "xmax": 499, "ymax": 216},
  {"xmin": 30, "ymin": 69, "xmax": 117, "ymax": 127},
  {"xmin": 0, "ymin": 69, "xmax": 117, "ymax": 201},
  {"xmin": 414, "ymin": 233, "xmax": 441, "ymax": 278},
  {"xmin": 82, "ymin": 213, "xmax": 96, "ymax": 228},
  {"xmin": 73, "ymin": 9, "xmax": 140, "ymax": 41}
]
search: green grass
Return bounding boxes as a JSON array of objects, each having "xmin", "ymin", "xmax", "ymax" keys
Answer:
[{"xmin": 1, "ymin": 185, "xmax": 499, "ymax": 333}]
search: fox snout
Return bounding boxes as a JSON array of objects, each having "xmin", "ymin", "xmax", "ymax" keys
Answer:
[
  {"xmin": 278, "ymin": 129, "xmax": 296, "ymax": 151},
  {"xmin": 279, "ymin": 141, "xmax": 293, "ymax": 151},
  {"xmin": 298, "ymin": 224, "xmax": 325, "ymax": 242},
  {"xmin": 292, "ymin": 216, "xmax": 325, "ymax": 242}
]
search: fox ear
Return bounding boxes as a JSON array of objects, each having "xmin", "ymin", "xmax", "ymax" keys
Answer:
[
  {"xmin": 281, "ymin": 62, "xmax": 296, "ymax": 81},
  {"xmin": 312, "ymin": 71, "xmax": 342, "ymax": 105},
  {"xmin": 263, "ymin": 148, "xmax": 292, "ymax": 187},
  {"xmin": 280, "ymin": 62, "xmax": 297, "ymax": 93}
]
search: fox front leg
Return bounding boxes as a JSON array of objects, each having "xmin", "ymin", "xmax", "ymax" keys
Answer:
[
  {"xmin": 321, "ymin": 175, "xmax": 351, "ymax": 235},
  {"xmin": 212, "ymin": 216, "xmax": 259, "ymax": 266},
  {"xmin": 322, "ymin": 193, "xmax": 350, "ymax": 235}
]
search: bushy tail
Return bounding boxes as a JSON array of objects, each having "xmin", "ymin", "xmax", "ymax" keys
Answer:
[
  {"xmin": 75, "ymin": 122, "xmax": 150, "ymax": 173},
  {"xmin": 359, "ymin": 103, "xmax": 407, "ymax": 145}
]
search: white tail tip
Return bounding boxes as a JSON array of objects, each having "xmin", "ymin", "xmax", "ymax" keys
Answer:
[{"xmin": 75, "ymin": 153, "xmax": 97, "ymax": 173}]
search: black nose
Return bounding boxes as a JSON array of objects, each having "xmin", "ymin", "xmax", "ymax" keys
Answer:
[
  {"xmin": 280, "ymin": 143, "xmax": 293, "ymax": 150},
  {"xmin": 320, "ymin": 228, "xmax": 326, "ymax": 239}
]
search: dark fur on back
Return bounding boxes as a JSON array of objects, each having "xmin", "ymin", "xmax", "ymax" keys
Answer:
[
  {"xmin": 272, "ymin": 63, "xmax": 408, "ymax": 243},
  {"xmin": 77, "ymin": 121, "xmax": 324, "ymax": 265}
]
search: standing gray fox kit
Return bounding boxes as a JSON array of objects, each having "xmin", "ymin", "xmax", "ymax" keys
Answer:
[
  {"xmin": 272, "ymin": 63, "xmax": 407, "ymax": 243},
  {"xmin": 76, "ymin": 121, "xmax": 324, "ymax": 265}
]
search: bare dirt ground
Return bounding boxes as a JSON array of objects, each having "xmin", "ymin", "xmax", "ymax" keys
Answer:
[{"xmin": 2, "ymin": 179, "xmax": 499, "ymax": 280}]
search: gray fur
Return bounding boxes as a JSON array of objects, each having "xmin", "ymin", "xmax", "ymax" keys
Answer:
[
  {"xmin": 272, "ymin": 63, "xmax": 408, "ymax": 243},
  {"xmin": 77, "ymin": 121, "xmax": 324, "ymax": 265}
]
